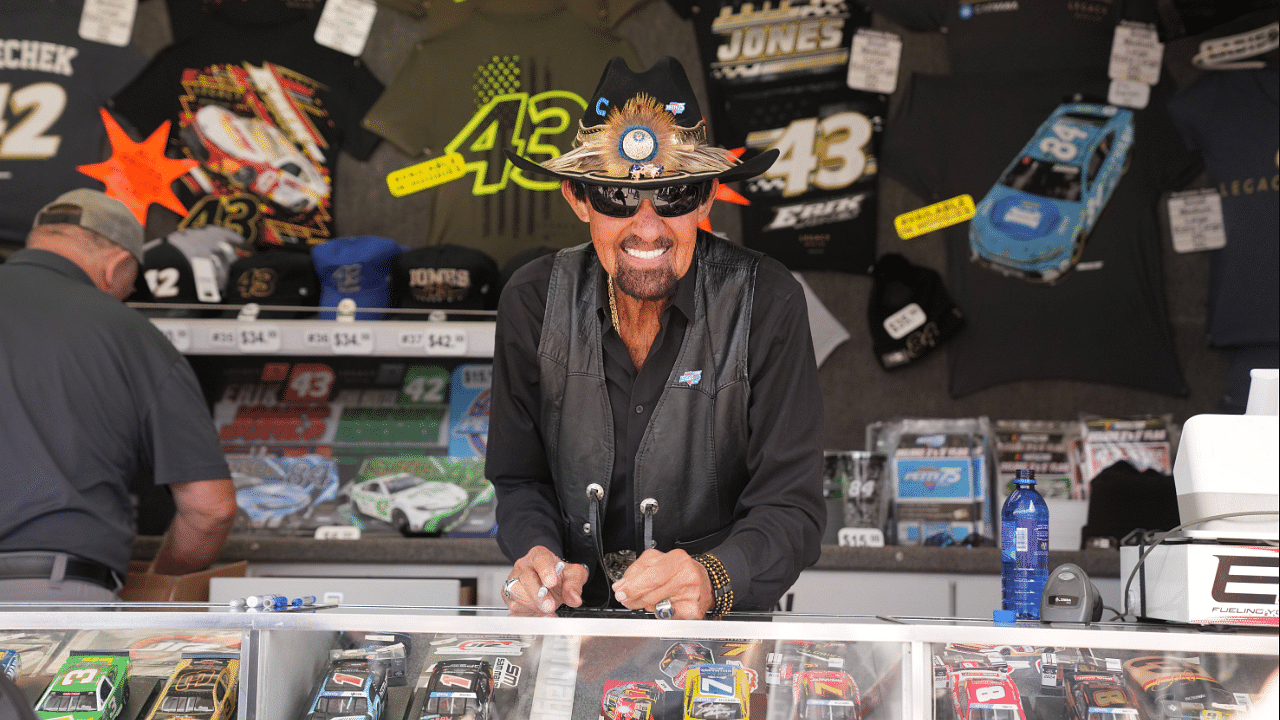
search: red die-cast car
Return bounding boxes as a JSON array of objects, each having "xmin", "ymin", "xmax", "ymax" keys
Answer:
[
  {"xmin": 1064, "ymin": 671, "xmax": 1140, "ymax": 720},
  {"xmin": 602, "ymin": 680, "xmax": 664, "ymax": 720},
  {"xmin": 948, "ymin": 668, "xmax": 1027, "ymax": 720}
]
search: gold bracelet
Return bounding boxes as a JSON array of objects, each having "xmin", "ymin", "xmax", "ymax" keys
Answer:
[{"xmin": 693, "ymin": 553, "xmax": 734, "ymax": 618}]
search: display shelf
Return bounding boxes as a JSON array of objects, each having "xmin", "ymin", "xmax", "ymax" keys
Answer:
[
  {"xmin": 143, "ymin": 316, "xmax": 496, "ymax": 357},
  {"xmin": 0, "ymin": 604, "xmax": 1273, "ymax": 720}
]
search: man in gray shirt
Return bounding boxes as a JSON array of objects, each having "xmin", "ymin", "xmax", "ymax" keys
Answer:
[{"xmin": 0, "ymin": 189, "xmax": 236, "ymax": 602}]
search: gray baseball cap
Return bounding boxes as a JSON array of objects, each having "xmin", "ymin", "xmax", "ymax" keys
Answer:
[{"xmin": 33, "ymin": 189, "xmax": 145, "ymax": 264}]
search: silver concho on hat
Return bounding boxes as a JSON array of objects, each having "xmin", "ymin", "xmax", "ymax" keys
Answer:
[{"xmin": 619, "ymin": 126, "xmax": 657, "ymax": 163}]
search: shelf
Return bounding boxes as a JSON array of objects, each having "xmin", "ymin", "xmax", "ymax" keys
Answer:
[{"xmin": 145, "ymin": 317, "xmax": 496, "ymax": 357}]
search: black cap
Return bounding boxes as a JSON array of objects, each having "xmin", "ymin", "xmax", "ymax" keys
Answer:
[
  {"xmin": 867, "ymin": 254, "xmax": 964, "ymax": 370},
  {"xmin": 393, "ymin": 244, "xmax": 500, "ymax": 318},
  {"xmin": 223, "ymin": 251, "xmax": 321, "ymax": 319}
]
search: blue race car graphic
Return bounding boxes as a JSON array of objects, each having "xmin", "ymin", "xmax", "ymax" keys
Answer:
[{"xmin": 969, "ymin": 102, "xmax": 1134, "ymax": 284}]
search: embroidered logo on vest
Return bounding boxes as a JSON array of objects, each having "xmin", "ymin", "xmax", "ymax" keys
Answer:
[{"xmin": 679, "ymin": 370, "xmax": 702, "ymax": 386}]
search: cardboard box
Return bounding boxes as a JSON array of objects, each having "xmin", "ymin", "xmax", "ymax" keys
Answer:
[{"xmin": 120, "ymin": 560, "xmax": 249, "ymax": 602}]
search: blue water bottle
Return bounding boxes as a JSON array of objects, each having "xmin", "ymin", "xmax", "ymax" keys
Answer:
[{"xmin": 1001, "ymin": 469, "xmax": 1049, "ymax": 619}]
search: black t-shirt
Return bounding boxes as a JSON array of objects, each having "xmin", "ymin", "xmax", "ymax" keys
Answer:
[
  {"xmin": 863, "ymin": 0, "xmax": 1160, "ymax": 74},
  {"xmin": 882, "ymin": 71, "xmax": 1201, "ymax": 397},
  {"xmin": 0, "ymin": 0, "xmax": 146, "ymax": 247},
  {"xmin": 681, "ymin": 0, "xmax": 885, "ymax": 273},
  {"xmin": 1168, "ymin": 67, "xmax": 1279, "ymax": 347},
  {"xmin": 110, "ymin": 12, "xmax": 383, "ymax": 249}
]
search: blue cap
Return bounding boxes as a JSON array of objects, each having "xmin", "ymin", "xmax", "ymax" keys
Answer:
[
  {"xmin": 312, "ymin": 236, "xmax": 407, "ymax": 320},
  {"xmin": 993, "ymin": 609, "xmax": 1016, "ymax": 624}
]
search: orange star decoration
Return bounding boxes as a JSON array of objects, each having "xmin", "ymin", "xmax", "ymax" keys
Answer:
[
  {"xmin": 77, "ymin": 108, "xmax": 197, "ymax": 224},
  {"xmin": 699, "ymin": 147, "xmax": 753, "ymax": 233}
]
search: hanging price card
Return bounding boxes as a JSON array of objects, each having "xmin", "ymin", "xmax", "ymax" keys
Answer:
[
  {"xmin": 80, "ymin": 0, "xmax": 137, "ymax": 47},
  {"xmin": 330, "ymin": 327, "xmax": 375, "ymax": 354},
  {"xmin": 847, "ymin": 29, "xmax": 902, "ymax": 95},
  {"xmin": 237, "ymin": 325, "xmax": 281, "ymax": 353},
  {"xmin": 314, "ymin": 0, "xmax": 377, "ymax": 56},
  {"xmin": 1109, "ymin": 22, "xmax": 1163, "ymax": 85},
  {"xmin": 424, "ymin": 329, "xmax": 468, "ymax": 356},
  {"xmin": 1168, "ymin": 188, "xmax": 1227, "ymax": 253}
]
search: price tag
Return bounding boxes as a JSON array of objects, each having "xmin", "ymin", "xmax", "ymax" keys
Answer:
[
  {"xmin": 314, "ymin": 0, "xmax": 377, "ymax": 56},
  {"xmin": 303, "ymin": 329, "xmax": 332, "ymax": 348},
  {"xmin": 236, "ymin": 325, "xmax": 281, "ymax": 353},
  {"xmin": 153, "ymin": 322, "xmax": 190, "ymax": 352},
  {"xmin": 424, "ymin": 329, "xmax": 468, "ymax": 356},
  {"xmin": 330, "ymin": 327, "xmax": 375, "ymax": 354},
  {"xmin": 1168, "ymin": 188, "xmax": 1227, "ymax": 253},
  {"xmin": 79, "ymin": 0, "xmax": 137, "ymax": 46},
  {"xmin": 847, "ymin": 29, "xmax": 902, "ymax": 95},
  {"xmin": 189, "ymin": 257, "xmax": 222, "ymax": 302},
  {"xmin": 837, "ymin": 527, "xmax": 885, "ymax": 548},
  {"xmin": 208, "ymin": 327, "xmax": 237, "ymax": 349},
  {"xmin": 314, "ymin": 526, "xmax": 361, "ymax": 540},
  {"xmin": 882, "ymin": 302, "xmax": 926, "ymax": 340},
  {"xmin": 1109, "ymin": 22, "xmax": 1163, "ymax": 85},
  {"xmin": 398, "ymin": 330, "xmax": 427, "ymax": 350},
  {"xmin": 387, "ymin": 153, "xmax": 467, "ymax": 197},
  {"xmin": 894, "ymin": 194, "xmax": 975, "ymax": 239},
  {"xmin": 1107, "ymin": 78, "xmax": 1150, "ymax": 109}
]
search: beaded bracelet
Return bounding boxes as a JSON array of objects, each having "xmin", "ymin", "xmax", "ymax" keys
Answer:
[{"xmin": 693, "ymin": 553, "xmax": 734, "ymax": 618}]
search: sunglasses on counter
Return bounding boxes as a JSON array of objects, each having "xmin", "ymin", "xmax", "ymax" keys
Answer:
[{"xmin": 582, "ymin": 181, "xmax": 710, "ymax": 218}]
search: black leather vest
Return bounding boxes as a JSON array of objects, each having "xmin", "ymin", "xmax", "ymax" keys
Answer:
[{"xmin": 538, "ymin": 234, "xmax": 760, "ymax": 568}]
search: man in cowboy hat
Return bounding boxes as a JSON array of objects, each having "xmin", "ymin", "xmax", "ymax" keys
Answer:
[{"xmin": 489, "ymin": 56, "xmax": 825, "ymax": 619}]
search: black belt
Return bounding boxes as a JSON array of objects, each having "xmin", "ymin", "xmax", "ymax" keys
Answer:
[{"xmin": 0, "ymin": 553, "xmax": 122, "ymax": 591}]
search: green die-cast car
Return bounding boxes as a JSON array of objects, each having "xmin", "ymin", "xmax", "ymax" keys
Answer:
[{"xmin": 35, "ymin": 650, "xmax": 131, "ymax": 720}]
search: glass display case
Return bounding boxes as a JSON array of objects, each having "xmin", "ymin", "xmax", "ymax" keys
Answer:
[{"xmin": 0, "ymin": 604, "xmax": 1273, "ymax": 719}]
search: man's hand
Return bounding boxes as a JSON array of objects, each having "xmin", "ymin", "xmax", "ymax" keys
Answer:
[
  {"xmin": 611, "ymin": 549, "xmax": 713, "ymax": 619},
  {"xmin": 503, "ymin": 546, "xmax": 588, "ymax": 615}
]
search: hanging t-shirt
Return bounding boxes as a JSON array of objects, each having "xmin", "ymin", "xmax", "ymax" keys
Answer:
[
  {"xmin": 881, "ymin": 71, "xmax": 1201, "ymax": 397},
  {"xmin": 110, "ymin": 11, "xmax": 383, "ymax": 250},
  {"xmin": 1168, "ymin": 68, "xmax": 1279, "ymax": 348},
  {"xmin": 0, "ymin": 0, "xmax": 146, "ymax": 247},
  {"xmin": 862, "ymin": 0, "xmax": 1159, "ymax": 75},
  {"xmin": 679, "ymin": 0, "xmax": 884, "ymax": 272},
  {"xmin": 360, "ymin": 8, "xmax": 639, "ymax": 267}
]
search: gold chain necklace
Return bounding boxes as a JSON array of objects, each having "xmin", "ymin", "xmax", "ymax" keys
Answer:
[{"xmin": 607, "ymin": 275, "xmax": 621, "ymax": 333}]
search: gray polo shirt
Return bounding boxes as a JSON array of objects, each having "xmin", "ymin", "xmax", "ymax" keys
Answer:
[{"xmin": 0, "ymin": 249, "xmax": 229, "ymax": 574}]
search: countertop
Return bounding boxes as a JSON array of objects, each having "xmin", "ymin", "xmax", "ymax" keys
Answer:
[{"xmin": 131, "ymin": 536, "xmax": 1122, "ymax": 577}]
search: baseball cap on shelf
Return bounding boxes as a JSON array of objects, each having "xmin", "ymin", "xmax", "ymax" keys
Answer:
[
  {"xmin": 393, "ymin": 244, "xmax": 499, "ymax": 319},
  {"xmin": 867, "ymin": 254, "xmax": 965, "ymax": 371},
  {"xmin": 223, "ymin": 250, "xmax": 321, "ymax": 319},
  {"xmin": 33, "ymin": 189, "xmax": 145, "ymax": 264},
  {"xmin": 312, "ymin": 236, "xmax": 407, "ymax": 320},
  {"xmin": 138, "ymin": 226, "xmax": 243, "ymax": 316}
]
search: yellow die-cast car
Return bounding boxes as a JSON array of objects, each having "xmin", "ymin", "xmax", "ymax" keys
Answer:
[
  {"xmin": 144, "ymin": 653, "xmax": 239, "ymax": 720},
  {"xmin": 683, "ymin": 663, "xmax": 751, "ymax": 720}
]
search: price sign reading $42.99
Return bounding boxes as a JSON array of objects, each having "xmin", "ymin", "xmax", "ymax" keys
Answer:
[{"xmin": 423, "ymin": 329, "xmax": 467, "ymax": 356}]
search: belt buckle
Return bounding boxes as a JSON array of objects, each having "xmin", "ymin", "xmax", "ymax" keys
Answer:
[{"xmin": 603, "ymin": 550, "xmax": 636, "ymax": 583}]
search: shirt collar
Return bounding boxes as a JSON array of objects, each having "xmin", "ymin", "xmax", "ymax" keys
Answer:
[{"xmin": 5, "ymin": 248, "xmax": 95, "ymax": 287}]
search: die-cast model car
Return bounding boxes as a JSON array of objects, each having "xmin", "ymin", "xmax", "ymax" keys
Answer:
[
  {"xmin": 348, "ymin": 473, "xmax": 472, "ymax": 535},
  {"xmin": 602, "ymin": 680, "xmax": 664, "ymax": 720},
  {"xmin": 304, "ymin": 658, "xmax": 387, "ymax": 720},
  {"xmin": 0, "ymin": 648, "xmax": 17, "ymax": 681},
  {"xmin": 767, "ymin": 641, "xmax": 847, "ymax": 685},
  {"xmin": 661, "ymin": 642, "xmax": 716, "ymax": 690},
  {"xmin": 1064, "ymin": 670, "xmax": 1140, "ymax": 720},
  {"xmin": 35, "ymin": 651, "xmax": 131, "ymax": 720},
  {"xmin": 143, "ymin": 653, "xmax": 239, "ymax": 720},
  {"xmin": 969, "ymin": 102, "xmax": 1134, "ymax": 284},
  {"xmin": 790, "ymin": 669, "xmax": 860, "ymax": 720},
  {"xmin": 683, "ymin": 663, "xmax": 751, "ymax": 720},
  {"xmin": 181, "ymin": 104, "xmax": 329, "ymax": 213},
  {"xmin": 1122, "ymin": 656, "xmax": 1245, "ymax": 719},
  {"xmin": 947, "ymin": 668, "xmax": 1027, "ymax": 720},
  {"xmin": 418, "ymin": 659, "xmax": 494, "ymax": 720}
]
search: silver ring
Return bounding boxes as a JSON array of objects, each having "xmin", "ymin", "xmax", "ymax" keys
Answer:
[
  {"xmin": 655, "ymin": 598, "xmax": 673, "ymax": 619},
  {"xmin": 502, "ymin": 577, "xmax": 520, "ymax": 602}
]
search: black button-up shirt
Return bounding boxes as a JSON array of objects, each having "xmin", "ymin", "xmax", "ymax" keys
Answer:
[{"xmin": 487, "ymin": 243, "xmax": 826, "ymax": 609}]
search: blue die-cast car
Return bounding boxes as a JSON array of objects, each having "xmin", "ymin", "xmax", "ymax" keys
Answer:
[{"xmin": 969, "ymin": 101, "xmax": 1134, "ymax": 284}]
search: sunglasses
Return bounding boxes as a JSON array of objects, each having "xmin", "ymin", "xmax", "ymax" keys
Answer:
[{"xmin": 582, "ymin": 182, "xmax": 710, "ymax": 218}]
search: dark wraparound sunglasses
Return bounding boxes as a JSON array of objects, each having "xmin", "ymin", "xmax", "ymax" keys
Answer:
[{"xmin": 581, "ymin": 181, "xmax": 710, "ymax": 218}]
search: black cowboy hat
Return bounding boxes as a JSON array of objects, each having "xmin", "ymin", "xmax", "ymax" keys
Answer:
[{"xmin": 505, "ymin": 56, "xmax": 778, "ymax": 188}]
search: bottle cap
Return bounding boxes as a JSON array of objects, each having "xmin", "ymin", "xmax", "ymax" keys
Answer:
[
  {"xmin": 1014, "ymin": 468, "xmax": 1036, "ymax": 484},
  {"xmin": 993, "ymin": 609, "xmax": 1017, "ymax": 624}
]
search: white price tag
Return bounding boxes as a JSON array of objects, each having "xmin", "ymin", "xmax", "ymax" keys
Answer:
[
  {"xmin": 882, "ymin": 302, "xmax": 926, "ymax": 340},
  {"xmin": 153, "ymin": 322, "xmax": 190, "ymax": 352},
  {"xmin": 847, "ymin": 29, "xmax": 902, "ymax": 95},
  {"xmin": 303, "ymin": 328, "xmax": 332, "ymax": 348},
  {"xmin": 837, "ymin": 527, "xmax": 885, "ymax": 547},
  {"xmin": 1109, "ymin": 22, "xmax": 1163, "ymax": 85},
  {"xmin": 236, "ymin": 325, "xmax": 281, "ymax": 353},
  {"xmin": 79, "ymin": 0, "xmax": 137, "ymax": 46},
  {"xmin": 208, "ymin": 328, "xmax": 237, "ymax": 349},
  {"xmin": 1107, "ymin": 78, "xmax": 1150, "ymax": 109},
  {"xmin": 314, "ymin": 0, "xmax": 378, "ymax": 57},
  {"xmin": 424, "ymin": 329, "xmax": 468, "ymax": 356},
  {"xmin": 330, "ymin": 327, "xmax": 374, "ymax": 354},
  {"xmin": 190, "ymin": 257, "xmax": 222, "ymax": 302},
  {"xmin": 1168, "ymin": 188, "xmax": 1227, "ymax": 253},
  {"xmin": 314, "ymin": 525, "xmax": 361, "ymax": 540},
  {"xmin": 398, "ymin": 330, "xmax": 426, "ymax": 350}
]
